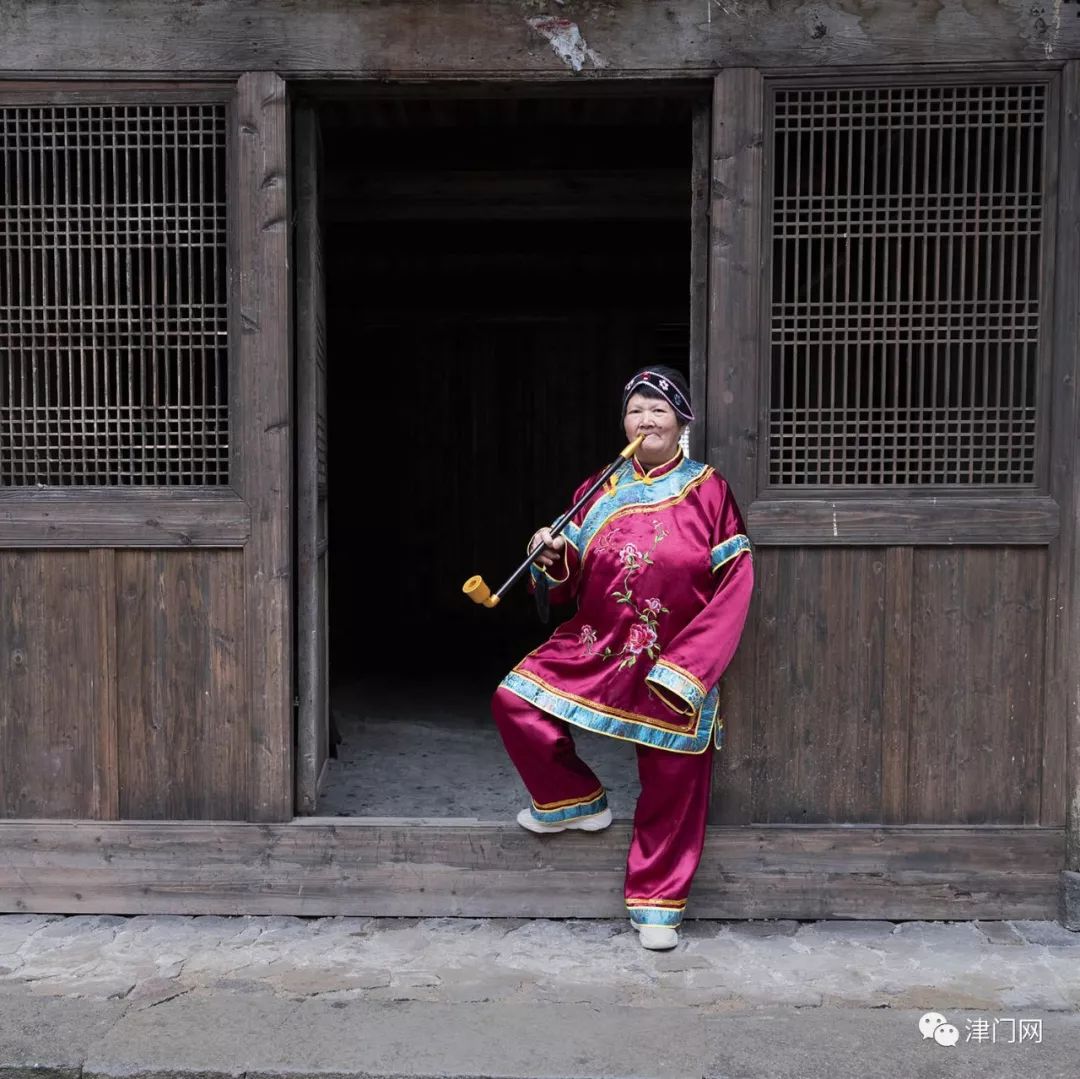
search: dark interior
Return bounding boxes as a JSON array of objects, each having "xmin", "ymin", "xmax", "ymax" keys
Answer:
[{"xmin": 320, "ymin": 92, "xmax": 697, "ymax": 713}]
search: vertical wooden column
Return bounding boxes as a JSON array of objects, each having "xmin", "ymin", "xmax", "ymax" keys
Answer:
[
  {"xmin": 1050, "ymin": 61, "xmax": 1080, "ymax": 926},
  {"xmin": 707, "ymin": 69, "xmax": 765, "ymax": 822},
  {"xmin": 234, "ymin": 72, "xmax": 293, "ymax": 822}
]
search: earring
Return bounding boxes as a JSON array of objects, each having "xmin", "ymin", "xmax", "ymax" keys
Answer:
[{"xmin": 678, "ymin": 425, "xmax": 691, "ymax": 457}]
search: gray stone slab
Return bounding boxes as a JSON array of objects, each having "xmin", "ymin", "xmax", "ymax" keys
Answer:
[
  {"xmin": 794, "ymin": 919, "xmax": 899, "ymax": 941},
  {"xmin": 974, "ymin": 921, "xmax": 1027, "ymax": 946},
  {"xmin": 699, "ymin": 1008, "xmax": 1080, "ymax": 1079},
  {"xmin": 716, "ymin": 918, "xmax": 801, "ymax": 939},
  {"xmin": 0, "ymin": 995, "xmax": 128, "ymax": 1077},
  {"xmin": 81, "ymin": 992, "xmax": 300, "ymax": 1079},
  {"xmin": 34, "ymin": 916, "xmax": 127, "ymax": 940},
  {"xmin": 84, "ymin": 992, "xmax": 712, "ymax": 1079},
  {"xmin": 10, "ymin": 996, "xmax": 1077, "ymax": 1079},
  {"xmin": 891, "ymin": 920, "xmax": 986, "ymax": 945},
  {"xmin": 1011, "ymin": 920, "xmax": 1080, "ymax": 947},
  {"xmin": 1060, "ymin": 870, "xmax": 1080, "ymax": 931}
]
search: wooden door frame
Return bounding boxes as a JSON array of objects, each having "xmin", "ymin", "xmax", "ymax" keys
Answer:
[
  {"xmin": 233, "ymin": 73, "xmax": 294, "ymax": 821},
  {"xmin": 293, "ymin": 102, "xmax": 330, "ymax": 815}
]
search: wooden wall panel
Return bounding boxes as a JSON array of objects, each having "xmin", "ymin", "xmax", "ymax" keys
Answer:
[
  {"xmin": 907, "ymin": 548, "xmax": 1047, "ymax": 824},
  {"xmin": 0, "ymin": 551, "xmax": 117, "ymax": 819},
  {"xmin": 116, "ymin": 551, "xmax": 248, "ymax": 820},
  {"xmin": 745, "ymin": 548, "xmax": 885, "ymax": 824}
]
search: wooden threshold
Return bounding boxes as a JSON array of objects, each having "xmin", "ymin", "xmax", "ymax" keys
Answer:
[{"xmin": 0, "ymin": 821, "xmax": 1063, "ymax": 919}]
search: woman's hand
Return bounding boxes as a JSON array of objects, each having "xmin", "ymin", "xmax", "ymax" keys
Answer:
[{"xmin": 529, "ymin": 527, "xmax": 566, "ymax": 569}]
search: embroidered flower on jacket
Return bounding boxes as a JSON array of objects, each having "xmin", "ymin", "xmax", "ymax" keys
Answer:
[
  {"xmin": 598, "ymin": 523, "xmax": 669, "ymax": 669},
  {"xmin": 625, "ymin": 622, "xmax": 658, "ymax": 656},
  {"xmin": 578, "ymin": 625, "xmax": 598, "ymax": 654}
]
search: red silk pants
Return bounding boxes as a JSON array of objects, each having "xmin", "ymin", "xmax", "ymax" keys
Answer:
[{"xmin": 492, "ymin": 686, "xmax": 713, "ymax": 928}]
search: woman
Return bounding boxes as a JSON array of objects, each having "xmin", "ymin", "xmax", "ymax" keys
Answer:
[{"xmin": 491, "ymin": 366, "xmax": 754, "ymax": 950}]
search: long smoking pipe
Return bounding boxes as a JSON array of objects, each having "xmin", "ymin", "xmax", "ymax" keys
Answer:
[{"xmin": 463, "ymin": 434, "xmax": 645, "ymax": 609}]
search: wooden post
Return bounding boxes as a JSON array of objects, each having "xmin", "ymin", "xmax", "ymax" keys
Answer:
[
  {"xmin": 707, "ymin": 69, "xmax": 765, "ymax": 823},
  {"xmin": 234, "ymin": 72, "xmax": 293, "ymax": 822},
  {"xmin": 1051, "ymin": 61, "xmax": 1080, "ymax": 928}
]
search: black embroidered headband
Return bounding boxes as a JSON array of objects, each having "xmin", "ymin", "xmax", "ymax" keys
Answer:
[{"xmin": 621, "ymin": 370, "xmax": 695, "ymax": 423}]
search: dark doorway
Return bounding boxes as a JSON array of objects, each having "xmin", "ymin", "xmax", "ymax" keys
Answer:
[{"xmin": 315, "ymin": 91, "xmax": 702, "ymax": 817}]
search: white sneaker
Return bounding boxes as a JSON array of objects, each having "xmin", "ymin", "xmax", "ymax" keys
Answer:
[
  {"xmin": 636, "ymin": 924, "xmax": 679, "ymax": 950},
  {"xmin": 515, "ymin": 806, "xmax": 613, "ymax": 834}
]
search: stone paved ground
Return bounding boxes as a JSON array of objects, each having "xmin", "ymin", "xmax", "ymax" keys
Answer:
[{"xmin": 1, "ymin": 915, "xmax": 1078, "ymax": 1078}]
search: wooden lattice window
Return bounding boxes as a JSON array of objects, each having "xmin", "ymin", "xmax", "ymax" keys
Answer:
[
  {"xmin": 0, "ymin": 103, "xmax": 229, "ymax": 486},
  {"xmin": 767, "ymin": 82, "xmax": 1049, "ymax": 488}
]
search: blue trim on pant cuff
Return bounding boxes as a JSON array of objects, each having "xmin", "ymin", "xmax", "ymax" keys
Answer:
[
  {"xmin": 628, "ymin": 906, "xmax": 683, "ymax": 928},
  {"xmin": 531, "ymin": 789, "xmax": 608, "ymax": 824}
]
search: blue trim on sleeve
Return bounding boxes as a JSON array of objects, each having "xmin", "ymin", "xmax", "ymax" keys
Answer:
[
  {"xmin": 710, "ymin": 533, "xmax": 751, "ymax": 573},
  {"xmin": 645, "ymin": 661, "xmax": 706, "ymax": 713},
  {"xmin": 528, "ymin": 518, "xmax": 579, "ymax": 588}
]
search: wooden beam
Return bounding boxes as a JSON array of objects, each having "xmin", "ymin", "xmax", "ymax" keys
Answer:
[
  {"xmin": 2, "ymin": 1, "xmax": 1079, "ymax": 75},
  {"xmin": 0, "ymin": 821, "xmax": 1061, "ymax": 919},
  {"xmin": 746, "ymin": 495, "xmax": 1061, "ymax": 545},
  {"xmin": 0, "ymin": 495, "xmax": 250, "ymax": 548},
  {"xmin": 234, "ymin": 73, "xmax": 293, "ymax": 822}
]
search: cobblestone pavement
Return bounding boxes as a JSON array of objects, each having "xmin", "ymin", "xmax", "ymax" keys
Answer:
[
  {"xmin": 2, "ymin": 914, "xmax": 1078, "ymax": 1010},
  {"xmin": 1, "ymin": 915, "xmax": 1078, "ymax": 1078}
]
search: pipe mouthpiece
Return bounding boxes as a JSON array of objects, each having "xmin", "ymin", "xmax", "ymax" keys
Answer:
[{"xmin": 621, "ymin": 434, "xmax": 646, "ymax": 459}]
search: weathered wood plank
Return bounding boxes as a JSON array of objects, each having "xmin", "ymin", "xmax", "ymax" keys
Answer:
[
  {"xmin": 750, "ymin": 548, "xmax": 885, "ymax": 824},
  {"xmin": 93, "ymin": 550, "xmax": 119, "ymax": 821},
  {"xmin": 2, "ymin": 1, "xmax": 1078, "ymax": 75},
  {"xmin": 0, "ymin": 495, "xmax": 250, "ymax": 548},
  {"xmin": 235, "ymin": 72, "xmax": 293, "ymax": 822},
  {"xmin": 295, "ymin": 104, "xmax": 329, "ymax": 815},
  {"xmin": 1045, "ymin": 64, "xmax": 1080, "ymax": 883},
  {"xmin": 0, "ymin": 821, "xmax": 1061, "ymax": 919},
  {"xmin": 746, "ymin": 496, "xmax": 1060, "ymax": 545},
  {"xmin": 881, "ymin": 548, "xmax": 913, "ymax": 825},
  {"xmin": 708, "ymin": 69, "xmax": 764, "ymax": 824},
  {"xmin": 908, "ymin": 548, "xmax": 1047, "ymax": 824},
  {"xmin": 115, "ymin": 551, "xmax": 249, "ymax": 820},
  {"xmin": 0, "ymin": 552, "xmax": 117, "ymax": 818}
]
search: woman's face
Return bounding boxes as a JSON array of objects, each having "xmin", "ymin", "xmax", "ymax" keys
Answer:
[{"xmin": 623, "ymin": 392, "xmax": 683, "ymax": 466}]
